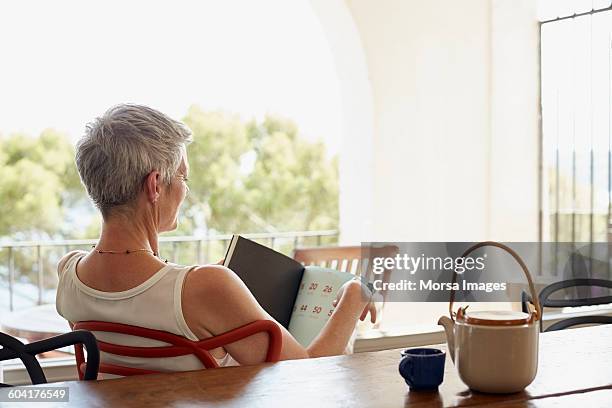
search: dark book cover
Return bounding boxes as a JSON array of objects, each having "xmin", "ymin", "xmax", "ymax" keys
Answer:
[{"xmin": 223, "ymin": 235, "xmax": 305, "ymax": 328}]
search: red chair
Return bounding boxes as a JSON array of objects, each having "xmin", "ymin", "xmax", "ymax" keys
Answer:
[{"xmin": 73, "ymin": 320, "xmax": 282, "ymax": 379}]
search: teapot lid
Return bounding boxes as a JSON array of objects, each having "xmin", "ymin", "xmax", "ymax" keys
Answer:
[{"xmin": 457, "ymin": 310, "xmax": 534, "ymax": 326}]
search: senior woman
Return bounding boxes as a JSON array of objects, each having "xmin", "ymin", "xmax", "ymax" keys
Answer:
[{"xmin": 55, "ymin": 104, "xmax": 375, "ymax": 371}]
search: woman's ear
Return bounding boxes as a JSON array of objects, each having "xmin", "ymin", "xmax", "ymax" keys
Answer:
[{"xmin": 144, "ymin": 171, "xmax": 161, "ymax": 203}]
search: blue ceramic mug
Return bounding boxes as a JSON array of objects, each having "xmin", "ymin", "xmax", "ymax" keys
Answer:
[{"xmin": 398, "ymin": 348, "xmax": 446, "ymax": 390}]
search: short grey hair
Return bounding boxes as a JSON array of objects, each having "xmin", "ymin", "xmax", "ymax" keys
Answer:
[{"xmin": 76, "ymin": 104, "xmax": 192, "ymax": 216}]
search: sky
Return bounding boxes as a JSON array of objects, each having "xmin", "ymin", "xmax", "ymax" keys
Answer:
[{"xmin": 0, "ymin": 0, "xmax": 343, "ymax": 155}]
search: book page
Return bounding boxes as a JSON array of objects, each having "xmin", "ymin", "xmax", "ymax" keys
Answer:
[{"xmin": 287, "ymin": 266, "xmax": 354, "ymax": 347}]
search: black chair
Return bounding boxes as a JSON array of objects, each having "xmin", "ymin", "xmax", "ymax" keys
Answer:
[
  {"xmin": 522, "ymin": 278, "xmax": 612, "ymax": 332},
  {"xmin": 0, "ymin": 330, "xmax": 99, "ymax": 386}
]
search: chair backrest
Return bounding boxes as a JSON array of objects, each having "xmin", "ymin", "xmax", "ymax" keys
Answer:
[
  {"xmin": 522, "ymin": 278, "xmax": 612, "ymax": 332},
  {"xmin": 73, "ymin": 319, "xmax": 281, "ymax": 378},
  {"xmin": 0, "ymin": 330, "xmax": 99, "ymax": 384},
  {"xmin": 293, "ymin": 245, "xmax": 399, "ymax": 276}
]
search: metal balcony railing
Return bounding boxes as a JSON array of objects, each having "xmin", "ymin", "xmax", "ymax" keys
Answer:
[{"xmin": 0, "ymin": 230, "xmax": 339, "ymax": 312}]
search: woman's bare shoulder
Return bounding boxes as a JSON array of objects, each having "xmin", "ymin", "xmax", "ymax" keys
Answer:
[
  {"xmin": 183, "ymin": 264, "xmax": 251, "ymax": 300},
  {"xmin": 186, "ymin": 263, "xmax": 233, "ymax": 281}
]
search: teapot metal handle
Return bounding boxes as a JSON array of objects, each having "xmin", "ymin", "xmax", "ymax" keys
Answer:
[{"xmin": 448, "ymin": 241, "xmax": 541, "ymax": 322}]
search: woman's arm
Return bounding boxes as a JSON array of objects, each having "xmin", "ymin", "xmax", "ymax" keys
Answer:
[
  {"xmin": 182, "ymin": 265, "xmax": 372, "ymax": 365},
  {"xmin": 308, "ymin": 279, "xmax": 374, "ymax": 357}
]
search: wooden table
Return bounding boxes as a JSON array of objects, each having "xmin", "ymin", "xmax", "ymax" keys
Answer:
[
  {"xmin": 17, "ymin": 325, "xmax": 612, "ymax": 407},
  {"xmin": 0, "ymin": 304, "xmax": 69, "ymax": 342},
  {"xmin": 488, "ymin": 388, "xmax": 612, "ymax": 407}
]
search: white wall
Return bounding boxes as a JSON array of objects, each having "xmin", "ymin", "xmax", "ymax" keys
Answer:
[
  {"xmin": 314, "ymin": 0, "xmax": 540, "ymax": 243},
  {"xmin": 310, "ymin": 0, "xmax": 375, "ymax": 244},
  {"xmin": 490, "ymin": 0, "xmax": 540, "ymax": 241}
]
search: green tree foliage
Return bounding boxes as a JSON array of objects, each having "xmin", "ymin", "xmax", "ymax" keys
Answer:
[
  {"xmin": 0, "ymin": 107, "xmax": 339, "ymax": 239},
  {"xmin": 0, "ymin": 130, "xmax": 83, "ymax": 238},
  {"xmin": 245, "ymin": 120, "xmax": 339, "ymax": 232},
  {"xmin": 180, "ymin": 107, "xmax": 252, "ymax": 234},
  {"xmin": 181, "ymin": 105, "xmax": 338, "ymax": 234}
]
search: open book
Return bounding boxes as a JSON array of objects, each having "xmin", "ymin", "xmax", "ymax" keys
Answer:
[{"xmin": 223, "ymin": 235, "xmax": 355, "ymax": 347}]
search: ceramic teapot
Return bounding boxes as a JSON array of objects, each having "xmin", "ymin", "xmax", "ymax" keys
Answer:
[{"xmin": 438, "ymin": 241, "xmax": 541, "ymax": 394}]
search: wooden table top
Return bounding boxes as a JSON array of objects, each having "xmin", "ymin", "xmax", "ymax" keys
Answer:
[
  {"xmin": 488, "ymin": 388, "xmax": 612, "ymax": 407},
  {"xmin": 21, "ymin": 325, "xmax": 612, "ymax": 407},
  {"xmin": 0, "ymin": 304, "xmax": 69, "ymax": 342}
]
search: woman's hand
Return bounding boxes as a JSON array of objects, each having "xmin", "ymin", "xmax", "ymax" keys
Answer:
[
  {"xmin": 359, "ymin": 298, "xmax": 377, "ymax": 323},
  {"xmin": 332, "ymin": 279, "xmax": 377, "ymax": 323}
]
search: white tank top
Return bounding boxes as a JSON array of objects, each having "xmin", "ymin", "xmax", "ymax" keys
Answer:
[{"xmin": 56, "ymin": 251, "xmax": 238, "ymax": 376}]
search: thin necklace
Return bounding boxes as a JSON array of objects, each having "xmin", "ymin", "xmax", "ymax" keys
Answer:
[{"xmin": 91, "ymin": 245, "xmax": 168, "ymax": 263}]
